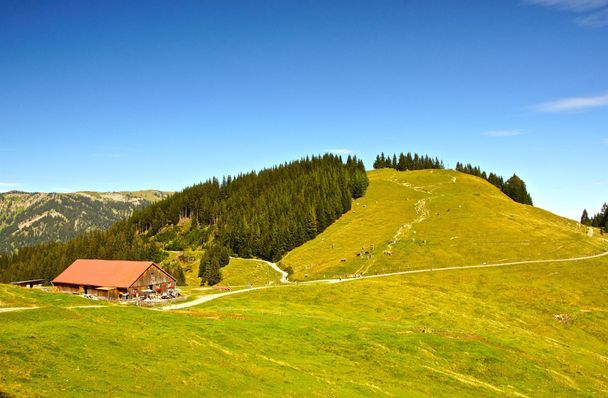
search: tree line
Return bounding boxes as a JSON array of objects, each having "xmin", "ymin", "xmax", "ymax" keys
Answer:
[
  {"xmin": 0, "ymin": 154, "xmax": 368, "ymax": 285},
  {"xmin": 454, "ymin": 162, "xmax": 533, "ymax": 206},
  {"xmin": 372, "ymin": 152, "xmax": 533, "ymax": 206},
  {"xmin": 373, "ymin": 152, "xmax": 444, "ymax": 171},
  {"xmin": 581, "ymin": 203, "xmax": 607, "ymax": 232}
]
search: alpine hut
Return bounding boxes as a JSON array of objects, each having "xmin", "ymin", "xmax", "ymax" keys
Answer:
[{"xmin": 51, "ymin": 259, "xmax": 176, "ymax": 299}]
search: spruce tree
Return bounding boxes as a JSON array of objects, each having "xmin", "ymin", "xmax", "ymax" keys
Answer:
[
  {"xmin": 397, "ymin": 153, "xmax": 407, "ymax": 171},
  {"xmin": 503, "ymin": 174, "xmax": 533, "ymax": 205}
]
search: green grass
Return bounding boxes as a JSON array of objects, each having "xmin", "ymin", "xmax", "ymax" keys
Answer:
[
  {"xmin": 220, "ymin": 258, "xmax": 283, "ymax": 287},
  {"xmin": 281, "ymin": 169, "xmax": 606, "ymax": 280},
  {"xmin": 0, "ymin": 285, "xmax": 101, "ymax": 308},
  {"xmin": 2, "ymin": 256, "xmax": 608, "ymax": 397}
]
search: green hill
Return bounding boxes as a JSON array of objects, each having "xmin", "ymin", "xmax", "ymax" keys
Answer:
[
  {"xmin": 219, "ymin": 258, "xmax": 283, "ymax": 287},
  {"xmin": 0, "ymin": 190, "xmax": 169, "ymax": 254},
  {"xmin": 2, "ymin": 166, "xmax": 608, "ymax": 396},
  {"xmin": 281, "ymin": 169, "xmax": 605, "ymax": 280}
]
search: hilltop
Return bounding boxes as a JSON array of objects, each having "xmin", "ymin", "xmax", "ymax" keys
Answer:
[
  {"xmin": 0, "ymin": 190, "xmax": 169, "ymax": 254},
  {"xmin": 280, "ymin": 168, "xmax": 605, "ymax": 280}
]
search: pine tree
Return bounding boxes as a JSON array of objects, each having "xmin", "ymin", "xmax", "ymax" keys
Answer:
[
  {"xmin": 373, "ymin": 155, "xmax": 382, "ymax": 169},
  {"xmin": 397, "ymin": 153, "xmax": 407, "ymax": 171},
  {"xmin": 581, "ymin": 209, "xmax": 591, "ymax": 226},
  {"xmin": 349, "ymin": 169, "xmax": 369, "ymax": 198},
  {"xmin": 503, "ymin": 174, "xmax": 533, "ymax": 205}
]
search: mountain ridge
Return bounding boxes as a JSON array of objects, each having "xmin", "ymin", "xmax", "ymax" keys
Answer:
[{"xmin": 0, "ymin": 190, "xmax": 170, "ymax": 253}]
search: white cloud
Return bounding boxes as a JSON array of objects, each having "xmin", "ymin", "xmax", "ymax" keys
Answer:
[
  {"xmin": 525, "ymin": 0, "xmax": 608, "ymax": 12},
  {"xmin": 576, "ymin": 8, "xmax": 608, "ymax": 26},
  {"xmin": 327, "ymin": 149, "xmax": 354, "ymax": 156},
  {"xmin": 532, "ymin": 92, "xmax": 608, "ymax": 112},
  {"xmin": 602, "ymin": 138, "xmax": 608, "ymax": 144},
  {"xmin": 481, "ymin": 130, "xmax": 526, "ymax": 137}
]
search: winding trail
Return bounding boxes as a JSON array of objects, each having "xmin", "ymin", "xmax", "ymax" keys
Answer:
[
  {"xmin": 161, "ymin": 285, "xmax": 283, "ymax": 310},
  {"xmin": 163, "ymin": 243, "xmax": 608, "ymax": 310},
  {"xmin": 257, "ymin": 259, "xmax": 290, "ymax": 283},
  {"xmin": 161, "ymin": 258, "xmax": 290, "ymax": 310},
  {"xmin": 0, "ymin": 306, "xmax": 38, "ymax": 313},
  {"xmin": 325, "ymin": 246, "xmax": 608, "ymax": 284},
  {"xmin": 4, "ymin": 242, "xmax": 607, "ymax": 313}
]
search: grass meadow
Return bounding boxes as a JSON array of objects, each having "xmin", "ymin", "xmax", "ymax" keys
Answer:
[
  {"xmin": 282, "ymin": 169, "xmax": 606, "ymax": 280},
  {"xmin": 2, "ymin": 256, "xmax": 608, "ymax": 397}
]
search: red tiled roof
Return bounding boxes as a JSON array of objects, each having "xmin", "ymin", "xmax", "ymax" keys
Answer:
[{"xmin": 51, "ymin": 259, "xmax": 175, "ymax": 288}]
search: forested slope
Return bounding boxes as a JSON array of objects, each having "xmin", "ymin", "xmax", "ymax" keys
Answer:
[{"xmin": 0, "ymin": 155, "xmax": 367, "ymax": 284}]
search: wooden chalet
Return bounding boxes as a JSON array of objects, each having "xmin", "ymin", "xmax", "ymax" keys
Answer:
[{"xmin": 51, "ymin": 259, "xmax": 176, "ymax": 300}]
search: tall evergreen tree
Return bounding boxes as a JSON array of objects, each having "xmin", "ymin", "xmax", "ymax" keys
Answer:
[
  {"xmin": 503, "ymin": 174, "xmax": 533, "ymax": 206},
  {"xmin": 373, "ymin": 155, "xmax": 382, "ymax": 169}
]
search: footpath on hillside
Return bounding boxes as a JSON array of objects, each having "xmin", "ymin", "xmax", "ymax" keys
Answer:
[
  {"xmin": 3, "ymin": 245, "xmax": 607, "ymax": 313},
  {"xmin": 163, "ymin": 245, "xmax": 608, "ymax": 310}
]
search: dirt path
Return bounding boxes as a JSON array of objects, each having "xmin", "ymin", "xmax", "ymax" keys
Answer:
[
  {"xmin": 257, "ymin": 259, "xmax": 290, "ymax": 283},
  {"xmin": 66, "ymin": 305, "xmax": 107, "ymax": 309},
  {"xmin": 161, "ymin": 259, "xmax": 290, "ymax": 310},
  {"xmin": 163, "ymin": 246, "xmax": 608, "ymax": 309},
  {"xmin": 356, "ymin": 197, "xmax": 429, "ymax": 275},
  {"xmin": 0, "ymin": 306, "xmax": 39, "ymax": 313},
  {"xmin": 161, "ymin": 286, "xmax": 284, "ymax": 310},
  {"xmin": 327, "ymin": 247, "xmax": 608, "ymax": 284},
  {"xmin": 7, "ymin": 242, "xmax": 608, "ymax": 313}
]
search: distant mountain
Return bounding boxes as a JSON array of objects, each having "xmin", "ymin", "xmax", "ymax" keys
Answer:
[{"xmin": 0, "ymin": 190, "xmax": 170, "ymax": 253}]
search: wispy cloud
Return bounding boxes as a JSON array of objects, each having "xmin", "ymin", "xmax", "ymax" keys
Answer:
[
  {"xmin": 481, "ymin": 130, "xmax": 526, "ymax": 137},
  {"xmin": 525, "ymin": 0, "xmax": 608, "ymax": 28},
  {"xmin": 602, "ymin": 138, "xmax": 608, "ymax": 145},
  {"xmin": 525, "ymin": 0, "xmax": 608, "ymax": 12},
  {"xmin": 327, "ymin": 149, "xmax": 354, "ymax": 156},
  {"xmin": 576, "ymin": 8, "xmax": 608, "ymax": 26},
  {"xmin": 532, "ymin": 92, "xmax": 608, "ymax": 112},
  {"xmin": 593, "ymin": 179, "xmax": 608, "ymax": 185}
]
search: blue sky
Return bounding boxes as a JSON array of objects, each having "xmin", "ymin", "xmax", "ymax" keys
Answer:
[{"xmin": 0, "ymin": 0, "xmax": 606, "ymax": 220}]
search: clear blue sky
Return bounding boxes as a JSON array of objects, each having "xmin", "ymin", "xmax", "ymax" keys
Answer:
[{"xmin": 1, "ymin": 0, "xmax": 606, "ymax": 220}]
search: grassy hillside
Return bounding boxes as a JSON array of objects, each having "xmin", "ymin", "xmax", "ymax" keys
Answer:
[
  {"xmin": 281, "ymin": 169, "xmax": 606, "ymax": 280},
  {"xmin": 0, "ymin": 190, "xmax": 169, "ymax": 254},
  {"xmin": 219, "ymin": 258, "xmax": 283, "ymax": 287},
  {"xmin": 1, "ymin": 256, "xmax": 608, "ymax": 397}
]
